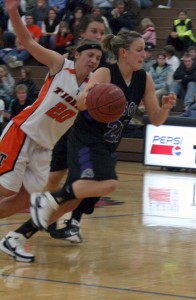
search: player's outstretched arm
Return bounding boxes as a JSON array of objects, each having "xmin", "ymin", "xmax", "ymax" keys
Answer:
[{"xmin": 4, "ymin": 0, "xmax": 63, "ymax": 74}]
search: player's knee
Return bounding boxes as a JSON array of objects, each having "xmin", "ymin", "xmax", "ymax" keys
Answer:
[{"xmin": 104, "ymin": 180, "xmax": 118, "ymax": 194}]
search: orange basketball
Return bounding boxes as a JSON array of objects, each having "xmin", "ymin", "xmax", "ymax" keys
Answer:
[{"xmin": 86, "ymin": 83, "xmax": 126, "ymax": 123}]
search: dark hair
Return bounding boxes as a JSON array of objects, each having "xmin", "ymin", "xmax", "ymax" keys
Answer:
[
  {"xmin": 79, "ymin": 14, "xmax": 104, "ymax": 34},
  {"xmin": 157, "ymin": 52, "xmax": 166, "ymax": 59},
  {"xmin": 20, "ymin": 67, "xmax": 32, "ymax": 80},
  {"xmin": 188, "ymin": 45, "xmax": 196, "ymax": 52},
  {"xmin": 102, "ymin": 30, "xmax": 142, "ymax": 60},
  {"xmin": 163, "ymin": 45, "xmax": 176, "ymax": 56}
]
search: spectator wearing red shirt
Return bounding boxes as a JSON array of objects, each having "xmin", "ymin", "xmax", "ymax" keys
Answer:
[
  {"xmin": 54, "ymin": 21, "xmax": 73, "ymax": 54},
  {"xmin": 2, "ymin": 14, "xmax": 42, "ymax": 67}
]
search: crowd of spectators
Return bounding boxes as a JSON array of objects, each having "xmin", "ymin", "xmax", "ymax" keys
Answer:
[{"xmin": 0, "ymin": 0, "xmax": 196, "ymax": 129}]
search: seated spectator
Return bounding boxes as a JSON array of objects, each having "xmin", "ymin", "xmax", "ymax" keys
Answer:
[
  {"xmin": 123, "ymin": 0, "xmax": 140, "ymax": 28},
  {"xmin": 142, "ymin": 44, "xmax": 156, "ymax": 72},
  {"xmin": 179, "ymin": 102, "xmax": 196, "ymax": 118},
  {"xmin": 27, "ymin": 0, "xmax": 50, "ymax": 28},
  {"xmin": 26, "ymin": 0, "xmax": 37, "ymax": 13},
  {"xmin": 187, "ymin": 45, "xmax": 196, "ymax": 63},
  {"xmin": 149, "ymin": 52, "xmax": 173, "ymax": 103},
  {"xmin": 166, "ymin": 10, "xmax": 196, "ymax": 52},
  {"xmin": 0, "ymin": 65, "xmax": 15, "ymax": 110},
  {"xmin": 163, "ymin": 45, "xmax": 180, "ymax": 72},
  {"xmin": 16, "ymin": 66, "xmax": 37, "ymax": 103},
  {"xmin": 91, "ymin": 7, "xmax": 112, "ymax": 35},
  {"xmin": 141, "ymin": 17, "xmax": 156, "ymax": 49},
  {"xmin": 9, "ymin": 84, "xmax": 32, "ymax": 119},
  {"xmin": 2, "ymin": 9, "xmax": 25, "ymax": 48},
  {"xmin": 92, "ymin": 0, "xmax": 114, "ymax": 19},
  {"xmin": 2, "ymin": 14, "xmax": 42, "ymax": 67},
  {"xmin": 48, "ymin": 0, "xmax": 68, "ymax": 19},
  {"xmin": 69, "ymin": 7, "xmax": 84, "ymax": 41},
  {"xmin": 109, "ymin": 0, "xmax": 136, "ymax": 35},
  {"xmin": 40, "ymin": 8, "xmax": 60, "ymax": 49},
  {"xmin": 67, "ymin": 0, "xmax": 92, "ymax": 15},
  {"xmin": 170, "ymin": 53, "xmax": 196, "ymax": 111},
  {"xmin": 0, "ymin": 97, "xmax": 5, "ymax": 135},
  {"xmin": 54, "ymin": 21, "xmax": 74, "ymax": 55}
]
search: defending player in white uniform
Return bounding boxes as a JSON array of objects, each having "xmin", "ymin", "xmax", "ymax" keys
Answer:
[{"xmin": 0, "ymin": 0, "xmax": 103, "ymax": 219}]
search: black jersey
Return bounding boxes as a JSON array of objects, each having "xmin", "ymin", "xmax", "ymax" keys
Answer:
[{"xmin": 71, "ymin": 63, "xmax": 146, "ymax": 152}]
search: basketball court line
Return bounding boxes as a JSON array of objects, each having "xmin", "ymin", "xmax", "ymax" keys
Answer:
[{"xmin": 0, "ymin": 273, "xmax": 195, "ymax": 299}]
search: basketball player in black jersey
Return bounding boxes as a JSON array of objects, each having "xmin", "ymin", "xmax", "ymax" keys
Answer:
[
  {"xmin": 29, "ymin": 30, "xmax": 176, "ymax": 233},
  {"xmin": 0, "ymin": 29, "xmax": 176, "ymax": 262}
]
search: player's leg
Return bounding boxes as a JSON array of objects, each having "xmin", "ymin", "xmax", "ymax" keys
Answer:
[
  {"xmin": 47, "ymin": 132, "xmax": 69, "ymax": 191},
  {"xmin": 0, "ymin": 137, "xmax": 51, "ymax": 261},
  {"xmin": 50, "ymin": 198, "xmax": 100, "ymax": 243},
  {"xmin": 30, "ymin": 142, "xmax": 118, "ymax": 230}
]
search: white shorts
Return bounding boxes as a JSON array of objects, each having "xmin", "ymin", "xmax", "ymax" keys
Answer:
[{"xmin": 0, "ymin": 122, "xmax": 52, "ymax": 194}]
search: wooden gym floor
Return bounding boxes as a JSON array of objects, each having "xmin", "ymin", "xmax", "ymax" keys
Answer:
[{"xmin": 0, "ymin": 161, "xmax": 196, "ymax": 300}]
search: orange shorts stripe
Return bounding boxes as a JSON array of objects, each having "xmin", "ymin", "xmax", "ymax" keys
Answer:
[{"xmin": 0, "ymin": 123, "xmax": 26, "ymax": 175}]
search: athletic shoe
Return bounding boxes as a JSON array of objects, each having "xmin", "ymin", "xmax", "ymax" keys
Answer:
[
  {"xmin": 0, "ymin": 231, "xmax": 34, "ymax": 262},
  {"xmin": 30, "ymin": 192, "xmax": 59, "ymax": 230},
  {"xmin": 50, "ymin": 221, "xmax": 82, "ymax": 243}
]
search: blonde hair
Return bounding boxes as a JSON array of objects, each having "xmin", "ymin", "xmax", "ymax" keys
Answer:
[
  {"xmin": 102, "ymin": 30, "xmax": 142, "ymax": 60},
  {"xmin": 141, "ymin": 17, "xmax": 155, "ymax": 30}
]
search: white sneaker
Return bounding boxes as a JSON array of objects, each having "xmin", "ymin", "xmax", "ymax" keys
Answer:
[
  {"xmin": 0, "ymin": 231, "xmax": 34, "ymax": 262},
  {"xmin": 30, "ymin": 192, "xmax": 59, "ymax": 230}
]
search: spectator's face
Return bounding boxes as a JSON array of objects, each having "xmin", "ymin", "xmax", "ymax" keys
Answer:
[
  {"xmin": 183, "ymin": 57, "xmax": 193, "ymax": 69},
  {"xmin": 188, "ymin": 50, "xmax": 196, "ymax": 59},
  {"xmin": 74, "ymin": 9, "xmax": 83, "ymax": 19},
  {"xmin": 157, "ymin": 55, "xmax": 166, "ymax": 66},
  {"xmin": 21, "ymin": 69, "xmax": 27, "ymax": 79},
  {"xmin": 25, "ymin": 16, "xmax": 34, "ymax": 26},
  {"xmin": 80, "ymin": 21, "xmax": 105, "ymax": 42},
  {"xmin": 92, "ymin": 8, "xmax": 102, "ymax": 17},
  {"xmin": 178, "ymin": 12, "xmax": 187, "ymax": 20},
  {"xmin": 16, "ymin": 90, "xmax": 27, "ymax": 103},
  {"xmin": 48, "ymin": 10, "xmax": 57, "ymax": 20},
  {"xmin": 116, "ymin": 4, "xmax": 125, "ymax": 14},
  {"xmin": 37, "ymin": 0, "xmax": 46, "ymax": 7}
]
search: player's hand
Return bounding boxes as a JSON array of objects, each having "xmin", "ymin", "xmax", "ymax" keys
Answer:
[
  {"xmin": 83, "ymin": 83, "xmax": 98, "ymax": 104},
  {"xmin": 161, "ymin": 92, "xmax": 176, "ymax": 110},
  {"xmin": 4, "ymin": 0, "xmax": 19, "ymax": 12}
]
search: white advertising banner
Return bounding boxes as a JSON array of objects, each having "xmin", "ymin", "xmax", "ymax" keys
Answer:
[
  {"xmin": 144, "ymin": 124, "xmax": 196, "ymax": 169},
  {"xmin": 142, "ymin": 172, "xmax": 196, "ymax": 228}
]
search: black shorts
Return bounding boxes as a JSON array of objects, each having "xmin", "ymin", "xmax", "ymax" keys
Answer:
[
  {"xmin": 50, "ymin": 130, "xmax": 70, "ymax": 172},
  {"xmin": 66, "ymin": 132, "xmax": 118, "ymax": 183}
]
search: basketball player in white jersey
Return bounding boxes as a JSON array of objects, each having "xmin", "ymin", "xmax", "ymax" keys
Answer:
[{"xmin": 0, "ymin": 2, "xmax": 104, "ymax": 229}]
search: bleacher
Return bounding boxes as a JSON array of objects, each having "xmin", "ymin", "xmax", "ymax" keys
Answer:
[
  {"xmin": 118, "ymin": 0, "xmax": 196, "ymax": 162},
  {"xmin": 7, "ymin": 0, "xmax": 196, "ymax": 163}
]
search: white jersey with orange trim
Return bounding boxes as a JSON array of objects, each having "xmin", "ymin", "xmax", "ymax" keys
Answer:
[{"xmin": 13, "ymin": 58, "xmax": 90, "ymax": 150}]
